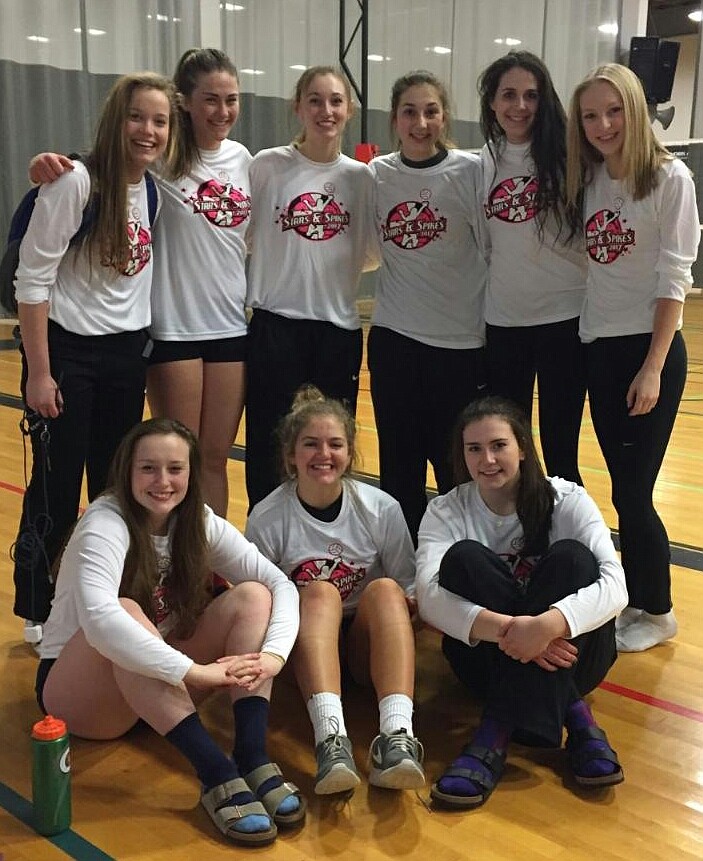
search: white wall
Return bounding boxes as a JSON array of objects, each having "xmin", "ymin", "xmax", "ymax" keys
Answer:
[
  {"xmin": 658, "ymin": 33, "xmax": 697, "ymax": 144},
  {"xmin": 0, "ymin": 0, "xmax": 625, "ymax": 120}
]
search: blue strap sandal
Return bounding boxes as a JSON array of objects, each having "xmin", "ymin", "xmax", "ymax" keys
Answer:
[
  {"xmin": 565, "ymin": 725, "xmax": 624, "ymax": 787},
  {"xmin": 430, "ymin": 744, "xmax": 507, "ymax": 809}
]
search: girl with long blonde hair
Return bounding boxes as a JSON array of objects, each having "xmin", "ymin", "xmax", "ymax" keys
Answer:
[
  {"xmin": 13, "ymin": 72, "xmax": 177, "ymax": 638},
  {"xmin": 567, "ymin": 63, "xmax": 699, "ymax": 652}
]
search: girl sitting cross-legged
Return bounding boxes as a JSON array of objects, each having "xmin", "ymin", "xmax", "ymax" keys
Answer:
[
  {"xmin": 416, "ymin": 396, "xmax": 627, "ymax": 808},
  {"xmin": 35, "ymin": 418, "xmax": 305, "ymax": 846}
]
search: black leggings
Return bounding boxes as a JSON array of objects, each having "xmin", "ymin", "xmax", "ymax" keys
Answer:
[
  {"xmin": 486, "ymin": 318, "xmax": 585, "ymax": 485},
  {"xmin": 244, "ymin": 310, "xmax": 363, "ymax": 510},
  {"xmin": 439, "ymin": 539, "xmax": 616, "ymax": 746},
  {"xmin": 368, "ymin": 325, "xmax": 486, "ymax": 543},
  {"xmin": 13, "ymin": 322, "xmax": 148, "ymax": 622},
  {"xmin": 586, "ymin": 332, "xmax": 686, "ymax": 613}
]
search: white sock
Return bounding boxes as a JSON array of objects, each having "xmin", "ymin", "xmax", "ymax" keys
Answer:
[
  {"xmin": 615, "ymin": 606, "xmax": 643, "ymax": 631},
  {"xmin": 378, "ymin": 693, "xmax": 414, "ymax": 737},
  {"xmin": 307, "ymin": 692, "xmax": 347, "ymax": 747},
  {"xmin": 616, "ymin": 610, "xmax": 678, "ymax": 652}
]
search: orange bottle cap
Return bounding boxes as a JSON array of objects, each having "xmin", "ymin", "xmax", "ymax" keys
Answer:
[{"xmin": 32, "ymin": 715, "xmax": 67, "ymax": 740}]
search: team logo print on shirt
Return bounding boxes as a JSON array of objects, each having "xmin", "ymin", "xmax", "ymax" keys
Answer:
[
  {"xmin": 151, "ymin": 553, "xmax": 172, "ymax": 627},
  {"xmin": 499, "ymin": 552, "xmax": 537, "ymax": 594},
  {"xmin": 275, "ymin": 184, "xmax": 350, "ymax": 240},
  {"xmin": 485, "ymin": 175, "xmax": 538, "ymax": 223},
  {"xmin": 152, "ymin": 581, "xmax": 169, "ymax": 626},
  {"xmin": 585, "ymin": 204, "xmax": 635, "ymax": 264},
  {"xmin": 123, "ymin": 207, "xmax": 151, "ymax": 276},
  {"xmin": 290, "ymin": 543, "xmax": 366, "ymax": 600},
  {"xmin": 381, "ymin": 191, "xmax": 447, "ymax": 250},
  {"xmin": 187, "ymin": 178, "xmax": 251, "ymax": 228}
]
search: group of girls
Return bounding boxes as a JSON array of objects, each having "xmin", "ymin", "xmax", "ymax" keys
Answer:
[
  {"xmin": 17, "ymin": 54, "xmax": 377, "ymax": 625},
  {"xmin": 14, "ymin": 51, "xmax": 415, "ymax": 847},
  {"xmin": 14, "ymin": 50, "xmax": 251, "ymax": 632},
  {"xmin": 11, "ymin": 40, "xmax": 698, "ymax": 844},
  {"xmin": 33, "ymin": 389, "xmax": 625, "ymax": 844},
  {"xmin": 412, "ymin": 54, "xmax": 697, "ymax": 806},
  {"xmin": 369, "ymin": 51, "xmax": 697, "ymax": 662}
]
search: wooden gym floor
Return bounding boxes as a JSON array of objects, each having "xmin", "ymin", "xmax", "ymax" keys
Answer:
[{"xmin": 0, "ymin": 301, "xmax": 701, "ymax": 860}]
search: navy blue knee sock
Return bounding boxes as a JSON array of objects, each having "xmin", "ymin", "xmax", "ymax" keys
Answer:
[
  {"xmin": 166, "ymin": 712, "xmax": 241, "ymax": 791},
  {"xmin": 233, "ymin": 696, "xmax": 299, "ymax": 816},
  {"xmin": 232, "ymin": 696, "xmax": 269, "ymax": 773},
  {"xmin": 166, "ymin": 712, "xmax": 271, "ymax": 835}
]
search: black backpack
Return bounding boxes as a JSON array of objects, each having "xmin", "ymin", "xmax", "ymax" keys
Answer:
[{"xmin": 0, "ymin": 162, "xmax": 157, "ymax": 316}]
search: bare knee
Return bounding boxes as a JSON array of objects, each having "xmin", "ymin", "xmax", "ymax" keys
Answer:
[
  {"xmin": 299, "ymin": 581, "xmax": 343, "ymax": 616},
  {"xmin": 357, "ymin": 578, "xmax": 407, "ymax": 614},
  {"xmin": 118, "ymin": 598, "xmax": 158, "ymax": 631},
  {"xmin": 354, "ymin": 580, "xmax": 412, "ymax": 643},
  {"xmin": 226, "ymin": 581, "xmax": 273, "ymax": 624}
]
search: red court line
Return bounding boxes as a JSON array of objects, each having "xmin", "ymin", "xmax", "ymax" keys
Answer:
[
  {"xmin": 1, "ymin": 479, "xmax": 84, "ymax": 513},
  {"xmin": 0, "ymin": 480, "xmax": 23, "ymax": 495},
  {"xmin": 2, "ymin": 478, "xmax": 702, "ymax": 725},
  {"xmin": 598, "ymin": 680, "xmax": 703, "ymax": 723}
]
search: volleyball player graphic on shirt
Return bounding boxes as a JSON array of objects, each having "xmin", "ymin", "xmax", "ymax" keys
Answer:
[
  {"xmin": 290, "ymin": 544, "xmax": 366, "ymax": 601},
  {"xmin": 276, "ymin": 184, "xmax": 351, "ymax": 240},
  {"xmin": 485, "ymin": 174, "xmax": 539, "ymax": 223},
  {"xmin": 151, "ymin": 551, "xmax": 172, "ymax": 627},
  {"xmin": 124, "ymin": 208, "xmax": 151, "ymax": 276},
  {"xmin": 188, "ymin": 178, "xmax": 251, "ymax": 228},
  {"xmin": 585, "ymin": 205, "xmax": 636, "ymax": 264},
  {"xmin": 381, "ymin": 191, "xmax": 447, "ymax": 250}
]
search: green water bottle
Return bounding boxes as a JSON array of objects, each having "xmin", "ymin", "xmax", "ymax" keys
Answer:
[{"xmin": 31, "ymin": 715, "xmax": 71, "ymax": 835}]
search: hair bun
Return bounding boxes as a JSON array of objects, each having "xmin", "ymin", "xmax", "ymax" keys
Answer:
[{"xmin": 291, "ymin": 384, "xmax": 325, "ymax": 411}]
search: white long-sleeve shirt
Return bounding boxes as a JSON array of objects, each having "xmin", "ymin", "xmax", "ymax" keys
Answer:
[
  {"xmin": 416, "ymin": 477, "xmax": 627, "ymax": 643},
  {"xmin": 246, "ymin": 479, "xmax": 415, "ymax": 614},
  {"xmin": 580, "ymin": 158, "xmax": 700, "ymax": 342},
  {"xmin": 40, "ymin": 495, "xmax": 300, "ymax": 685},
  {"xmin": 15, "ymin": 160, "xmax": 155, "ymax": 334}
]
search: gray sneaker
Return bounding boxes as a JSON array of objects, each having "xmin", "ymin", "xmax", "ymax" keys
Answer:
[
  {"xmin": 314, "ymin": 732, "xmax": 360, "ymax": 795},
  {"xmin": 368, "ymin": 729, "xmax": 425, "ymax": 789}
]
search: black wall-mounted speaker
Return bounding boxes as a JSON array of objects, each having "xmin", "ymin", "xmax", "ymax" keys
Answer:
[
  {"xmin": 628, "ymin": 36, "xmax": 680, "ymax": 104},
  {"xmin": 654, "ymin": 40, "xmax": 680, "ymax": 103},
  {"xmin": 629, "ymin": 36, "xmax": 659, "ymax": 100}
]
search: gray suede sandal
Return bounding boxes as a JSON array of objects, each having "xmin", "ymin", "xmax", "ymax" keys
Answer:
[
  {"xmin": 200, "ymin": 777, "xmax": 277, "ymax": 845},
  {"xmin": 243, "ymin": 762, "xmax": 307, "ymax": 827}
]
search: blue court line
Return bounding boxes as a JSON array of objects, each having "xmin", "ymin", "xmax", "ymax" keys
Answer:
[
  {"xmin": 0, "ymin": 332, "xmax": 20, "ymax": 351},
  {"xmin": 0, "ymin": 782, "xmax": 115, "ymax": 860},
  {"xmin": 609, "ymin": 533, "xmax": 703, "ymax": 572},
  {"xmin": 0, "ymin": 392, "xmax": 20, "ymax": 408}
]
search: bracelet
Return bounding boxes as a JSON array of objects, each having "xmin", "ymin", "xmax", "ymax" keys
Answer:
[{"xmin": 261, "ymin": 651, "xmax": 286, "ymax": 667}]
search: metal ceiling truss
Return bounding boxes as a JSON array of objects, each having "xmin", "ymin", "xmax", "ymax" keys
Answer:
[{"xmin": 339, "ymin": 0, "xmax": 369, "ymax": 141}]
